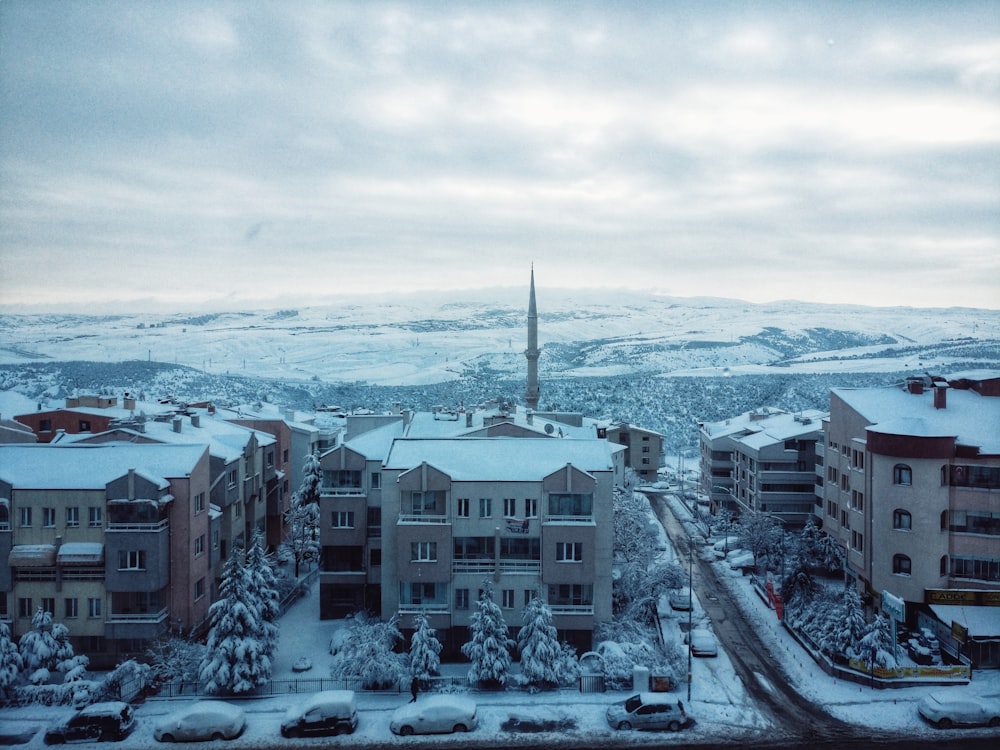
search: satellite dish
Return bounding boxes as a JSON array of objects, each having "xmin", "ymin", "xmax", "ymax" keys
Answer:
[{"xmin": 544, "ymin": 423, "xmax": 554, "ymax": 434}]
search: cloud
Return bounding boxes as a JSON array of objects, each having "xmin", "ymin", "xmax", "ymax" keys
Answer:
[{"xmin": 0, "ymin": 0, "xmax": 997, "ymax": 311}]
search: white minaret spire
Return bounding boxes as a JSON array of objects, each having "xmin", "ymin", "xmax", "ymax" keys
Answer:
[{"xmin": 525, "ymin": 265, "xmax": 540, "ymax": 410}]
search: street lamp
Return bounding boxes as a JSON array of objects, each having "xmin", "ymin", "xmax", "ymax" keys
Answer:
[{"xmin": 687, "ymin": 534, "xmax": 693, "ymax": 702}]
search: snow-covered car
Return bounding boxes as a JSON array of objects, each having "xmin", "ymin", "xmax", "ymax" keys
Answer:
[
  {"xmin": 726, "ymin": 549, "xmax": 755, "ymax": 571},
  {"xmin": 153, "ymin": 701, "xmax": 246, "ymax": 742},
  {"xmin": 917, "ymin": 691, "xmax": 1000, "ymax": 729},
  {"xmin": 43, "ymin": 702, "xmax": 136, "ymax": 744},
  {"xmin": 688, "ymin": 628, "xmax": 719, "ymax": 657},
  {"xmin": 389, "ymin": 695, "xmax": 478, "ymax": 735},
  {"xmin": 281, "ymin": 690, "xmax": 358, "ymax": 737},
  {"xmin": 606, "ymin": 693, "xmax": 690, "ymax": 731},
  {"xmin": 712, "ymin": 537, "xmax": 741, "ymax": 558},
  {"xmin": 292, "ymin": 656, "xmax": 313, "ymax": 672},
  {"xmin": 668, "ymin": 587, "xmax": 692, "ymax": 611}
]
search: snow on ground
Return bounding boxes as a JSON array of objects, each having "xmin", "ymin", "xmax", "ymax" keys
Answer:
[{"xmin": 3, "ymin": 495, "xmax": 999, "ymax": 747}]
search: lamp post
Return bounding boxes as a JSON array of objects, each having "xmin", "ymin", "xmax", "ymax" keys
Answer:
[{"xmin": 687, "ymin": 534, "xmax": 693, "ymax": 702}]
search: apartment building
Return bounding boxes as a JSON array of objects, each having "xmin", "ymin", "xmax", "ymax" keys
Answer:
[
  {"xmin": 605, "ymin": 423, "xmax": 664, "ymax": 482},
  {"xmin": 817, "ymin": 372, "xmax": 1000, "ymax": 668},
  {"xmin": 316, "ymin": 408, "xmax": 623, "ymax": 656},
  {"xmin": 698, "ymin": 407, "xmax": 827, "ymax": 526},
  {"xmin": 0, "ymin": 443, "xmax": 212, "ymax": 668}
]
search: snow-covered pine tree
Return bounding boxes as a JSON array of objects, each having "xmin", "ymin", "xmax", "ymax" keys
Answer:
[
  {"xmin": 199, "ymin": 546, "xmax": 271, "ymax": 695},
  {"xmin": 798, "ymin": 517, "xmax": 823, "ymax": 568},
  {"xmin": 18, "ymin": 608, "xmax": 76, "ymax": 682},
  {"xmin": 858, "ymin": 613, "xmax": 899, "ymax": 671},
  {"xmin": 462, "ymin": 580, "xmax": 514, "ymax": 688},
  {"xmin": 827, "ymin": 586, "xmax": 867, "ymax": 659},
  {"xmin": 283, "ymin": 452, "xmax": 322, "ymax": 577},
  {"xmin": 780, "ymin": 552, "xmax": 817, "ymax": 612},
  {"xmin": 0, "ymin": 620, "xmax": 23, "ymax": 696},
  {"xmin": 517, "ymin": 596, "xmax": 562, "ymax": 689},
  {"xmin": 246, "ymin": 529, "xmax": 280, "ymax": 656},
  {"xmin": 331, "ymin": 613, "xmax": 406, "ymax": 689},
  {"xmin": 817, "ymin": 532, "xmax": 845, "ymax": 573},
  {"xmin": 408, "ymin": 613, "xmax": 442, "ymax": 682}
]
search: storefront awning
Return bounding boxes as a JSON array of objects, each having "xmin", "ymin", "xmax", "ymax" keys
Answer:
[{"xmin": 929, "ymin": 604, "xmax": 1000, "ymax": 639}]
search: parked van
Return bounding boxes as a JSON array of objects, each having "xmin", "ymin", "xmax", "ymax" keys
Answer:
[
  {"xmin": 44, "ymin": 701, "xmax": 136, "ymax": 744},
  {"xmin": 280, "ymin": 690, "xmax": 358, "ymax": 738}
]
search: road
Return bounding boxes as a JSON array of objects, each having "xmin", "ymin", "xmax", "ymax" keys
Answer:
[{"xmin": 643, "ymin": 490, "xmax": 923, "ymax": 749}]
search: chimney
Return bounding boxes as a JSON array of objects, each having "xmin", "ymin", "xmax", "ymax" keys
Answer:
[
  {"xmin": 907, "ymin": 378, "xmax": 924, "ymax": 395},
  {"xmin": 191, "ymin": 414, "xmax": 201, "ymax": 427},
  {"xmin": 934, "ymin": 385, "xmax": 948, "ymax": 409},
  {"xmin": 172, "ymin": 416, "xmax": 182, "ymax": 433}
]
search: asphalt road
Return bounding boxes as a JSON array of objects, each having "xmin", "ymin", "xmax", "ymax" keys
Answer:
[{"xmin": 644, "ymin": 491, "xmax": 902, "ymax": 749}]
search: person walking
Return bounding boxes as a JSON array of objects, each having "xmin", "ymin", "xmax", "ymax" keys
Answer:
[{"xmin": 409, "ymin": 676, "xmax": 419, "ymax": 703}]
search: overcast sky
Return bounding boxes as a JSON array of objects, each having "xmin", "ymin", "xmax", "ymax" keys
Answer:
[{"xmin": 1, "ymin": 0, "xmax": 998, "ymax": 312}]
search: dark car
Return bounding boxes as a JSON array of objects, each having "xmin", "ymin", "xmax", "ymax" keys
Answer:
[
  {"xmin": 280, "ymin": 690, "xmax": 358, "ymax": 738},
  {"xmin": 44, "ymin": 702, "xmax": 136, "ymax": 744}
]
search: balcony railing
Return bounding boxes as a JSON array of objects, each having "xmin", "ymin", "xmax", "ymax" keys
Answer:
[
  {"xmin": 398, "ymin": 604, "xmax": 450, "ymax": 616},
  {"xmin": 453, "ymin": 560, "xmax": 494, "ymax": 573},
  {"xmin": 544, "ymin": 516, "xmax": 594, "ymax": 524},
  {"xmin": 106, "ymin": 519, "xmax": 169, "ymax": 532},
  {"xmin": 321, "ymin": 487, "xmax": 365, "ymax": 497},
  {"xmin": 398, "ymin": 514, "xmax": 448, "ymax": 524},
  {"xmin": 106, "ymin": 608, "xmax": 169, "ymax": 624},
  {"xmin": 498, "ymin": 560, "xmax": 540, "ymax": 572},
  {"xmin": 549, "ymin": 604, "xmax": 594, "ymax": 615}
]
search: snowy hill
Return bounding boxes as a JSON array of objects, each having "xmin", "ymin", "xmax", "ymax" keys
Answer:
[{"xmin": 1, "ymin": 291, "xmax": 997, "ymax": 452}]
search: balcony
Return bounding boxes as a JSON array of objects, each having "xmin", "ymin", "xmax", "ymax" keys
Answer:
[
  {"xmin": 106, "ymin": 519, "xmax": 169, "ymax": 532},
  {"xmin": 398, "ymin": 604, "xmax": 450, "ymax": 616},
  {"xmin": 453, "ymin": 559, "xmax": 494, "ymax": 573},
  {"xmin": 104, "ymin": 608, "xmax": 169, "ymax": 640},
  {"xmin": 398, "ymin": 514, "xmax": 448, "ymax": 524},
  {"xmin": 549, "ymin": 604, "xmax": 594, "ymax": 615},
  {"xmin": 322, "ymin": 486, "xmax": 365, "ymax": 497},
  {"xmin": 498, "ymin": 559, "xmax": 540, "ymax": 573},
  {"xmin": 544, "ymin": 516, "xmax": 594, "ymax": 524},
  {"xmin": 106, "ymin": 608, "xmax": 169, "ymax": 624}
]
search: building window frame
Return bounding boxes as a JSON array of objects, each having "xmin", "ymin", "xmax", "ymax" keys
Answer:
[
  {"xmin": 892, "ymin": 509, "xmax": 912, "ymax": 531},
  {"xmin": 892, "ymin": 554, "xmax": 912, "ymax": 576},
  {"xmin": 893, "ymin": 464, "xmax": 912, "ymax": 486}
]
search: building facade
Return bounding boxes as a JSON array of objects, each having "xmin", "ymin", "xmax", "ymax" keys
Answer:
[{"xmin": 816, "ymin": 373, "xmax": 1000, "ymax": 668}]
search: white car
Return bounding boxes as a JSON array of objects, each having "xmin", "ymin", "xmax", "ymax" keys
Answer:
[
  {"xmin": 917, "ymin": 691, "xmax": 1000, "ymax": 729},
  {"xmin": 688, "ymin": 628, "xmax": 719, "ymax": 657},
  {"xmin": 668, "ymin": 587, "xmax": 692, "ymax": 611},
  {"xmin": 390, "ymin": 695, "xmax": 478, "ymax": 736},
  {"xmin": 726, "ymin": 549, "xmax": 755, "ymax": 571},
  {"xmin": 153, "ymin": 701, "xmax": 246, "ymax": 742}
]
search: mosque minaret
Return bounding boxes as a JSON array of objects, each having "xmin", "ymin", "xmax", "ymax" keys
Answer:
[{"xmin": 525, "ymin": 266, "xmax": 540, "ymax": 410}]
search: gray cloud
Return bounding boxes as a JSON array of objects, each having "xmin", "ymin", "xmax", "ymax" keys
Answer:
[{"xmin": 1, "ymin": 0, "xmax": 998, "ymax": 310}]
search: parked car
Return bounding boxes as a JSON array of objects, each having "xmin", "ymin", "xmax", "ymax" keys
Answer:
[
  {"xmin": 917, "ymin": 691, "xmax": 1000, "ymax": 729},
  {"xmin": 280, "ymin": 690, "xmax": 358, "ymax": 738},
  {"xmin": 726, "ymin": 549, "xmax": 756, "ymax": 571},
  {"xmin": 44, "ymin": 702, "xmax": 136, "ymax": 744},
  {"xmin": 153, "ymin": 701, "xmax": 246, "ymax": 742},
  {"xmin": 688, "ymin": 628, "xmax": 719, "ymax": 657},
  {"xmin": 668, "ymin": 587, "xmax": 692, "ymax": 611},
  {"xmin": 291, "ymin": 656, "xmax": 313, "ymax": 672},
  {"xmin": 606, "ymin": 693, "xmax": 690, "ymax": 731},
  {"xmin": 389, "ymin": 695, "xmax": 478, "ymax": 736},
  {"xmin": 712, "ymin": 537, "xmax": 741, "ymax": 558}
]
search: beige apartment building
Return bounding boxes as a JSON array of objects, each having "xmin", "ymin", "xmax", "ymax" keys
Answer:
[{"xmin": 817, "ymin": 372, "xmax": 1000, "ymax": 668}]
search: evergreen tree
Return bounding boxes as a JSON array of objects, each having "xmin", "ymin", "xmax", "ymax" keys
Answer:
[
  {"xmin": 828, "ymin": 587, "xmax": 867, "ymax": 659},
  {"xmin": 462, "ymin": 580, "xmax": 514, "ymax": 688},
  {"xmin": 517, "ymin": 596, "xmax": 562, "ymax": 689},
  {"xmin": 199, "ymin": 546, "xmax": 271, "ymax": 695},
  {"xmin": 798, "ymin": 517, "xmax": 823, "ymax": 568},
  {"xmin": 817, "ymin": 533, "xmax": 845, "ymax": 573},
  {"xmin": 18, "ymin": 608, "xmax": 76, "ymax": 676},
  {"xmin": 0, "ymin": 621, "xmax": 23, "ymax": 696},
  {"xmin": 331, "ymin": 613, "xmax": 407, "ymax": 689},
  {"xmin": 858, "ymin": 613, "xmax": 899, "ymax": 670},
  {"xmin": 780, "ymin": 552, "xmax": 818, "ymax": 611},
  {"xmin": 246, "ymin": 529, "xmax": 280, "ymax": 654},
  {"xmin": 283, "ymin": 452, "xmax": 322, "ymax": 577},
  {"xmin": 408, "ymin": 613, "xmax": 442, "ymax": 682}
]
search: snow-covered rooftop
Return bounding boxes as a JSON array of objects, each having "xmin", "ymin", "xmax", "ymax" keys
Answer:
[
  {"xmin": 0, "ymin": 443, "xmax": 207, "ymax": 489},
  {"xmin": 384, "ymin": 437, "xmax": 616, "ymax": 480},
  {"xmin": 834, "ymin": 385, "xmax": 1000, "ymax": 454}
]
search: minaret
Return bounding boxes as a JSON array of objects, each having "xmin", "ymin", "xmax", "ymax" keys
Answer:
[{"xmin": 525, "ymin": 266, "xmax": 540, "ymax": 410}]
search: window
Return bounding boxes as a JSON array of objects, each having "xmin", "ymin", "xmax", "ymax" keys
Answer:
[
  {"xmin": 228, "ymin": 469, "xmax": 238, "ymax": 489},
  {"xmin": 548, "ymin": 584, "xmax": 593, "ymax": 607},
  {"xmin": 266, "ymin": 450, "xmax": 274, "ymax": 468},
  {"xmin": 525, "ymin": 498, "xmax": 538, "ymax": 518},
  {"xmin": 479, "ymin": 497, "xmax": 492, "ymax": 518},
  {"xmin": 367, "ymin": 507, "xmax": 381, "ymax": 535},
  {"xmin": 851, "ymin": 490, "xmax": 864, "ymax": 512},
  {"xmin": 234, "ymin": 502, "xmax": 242, "ymax": 518},
  {"xmin": 331, "ymin": 511, "xmax": 354, "ymax": 528},
  {"xmin": 195, "ymin": 577, "xmax": 205, "ymax": 601},
  {"xmin": 840, "ymin": 475, "xmax": 849, "ymax": 492},
  {"xmin": 455, "ymin": 588, "xmax": 470, "ymax": 610},
  {"xmin": 41, "ymin": 597, "xmax": 55, "ymax": 615},
  {"xmin": 893, "ymin": 464, "xmax": 912, "ymax": 486},
  {"xmin": 19, "ymin": 507, "xmax": 31, "ymax": 527},
  {"xmin": 893, "ymin": 510, "xmax": 912, "ymax": 530},
  {"xmin": 851, "ymin": 531, "xmax": 864, "ymax": 553},
  {"xmin": 118, "ymin": 550, "xmax": 146, "ymax": 570},
  {"xmin": 503, "ymin": 498, "xmax": 517, "ymax": 517},
  {"xmin": 212, "ymin": 529, "xmax": 219, "ymax": 550},
  {"xmin": 18, "ymin": 598, "xmax": 32, "ymax": 618},
  {"xmin": 369, "ymin": 548, "xmax": 381, "ymax": 567},
  {"xmin": 65, "ymin": 598, "xmax": 78, "ymax": 619},
  {"xmin": 282, "ymin": 449, "xmax": 289, "ymax": 464},
  {"xmin": 78, "ymin": 420, "xmax": 91, "ymax": 432},
  {"xmin": 370, "ymin": 471, "xmax": 381, "ymax": 489},
  {"xmin": 66, "ymin": 507, "xmax": 79, "ymax": 527},
  {"xmin": 194, "ymin": 535, "xmax": 205, "ymax": 557},
  {"xmin": 456, "ymin": 498, "xmax": 470, "ymax": 518},
  {"xmin": 502, "ymin": 589, "xmax": 515, "ymax": 609},
  {"xmin": 39, "ymin": 418, "xmax": 52, "ymax": 432},
  {"xmin": 548, "ymin": 493, "xmax": 593, "ymax": 517},
  {"xmin": 892, "ymin": 554, "xmax": 911, "ymax": 575},
  {"xmin": 88, "ymin": 506, "xmax": 102, "ymax": 527},
  {"xmin": 194, "ymin": 493, "xmax": 205, "ymax": 513},
  {"xmin": 411, "ymin": 541, "xmax": 437, "ymax": 562},
  {"xmin": 940, "ymin": 555, "xmax": 948, "ymax": 576},
  {"xmin": 852, "ymin": 450, "xmax": 865, "ymax": 470},
  {"xmin": 827, "ymin": 466, "xmax": 839, "ymax": 483},
  {"xmin": 411, "ymin": 491, "xmax": 436, "ymax": 515},
  {"xmin": 88, "ymin": 598, "xmax": 102, "ymax": 618},
  {"xmin": 42, "ymin": 507, "xmax": 56, "ymax": 527},
  {"xmin": 556, "ymin": 541, "xmax": 583, "ymax": 562}
]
